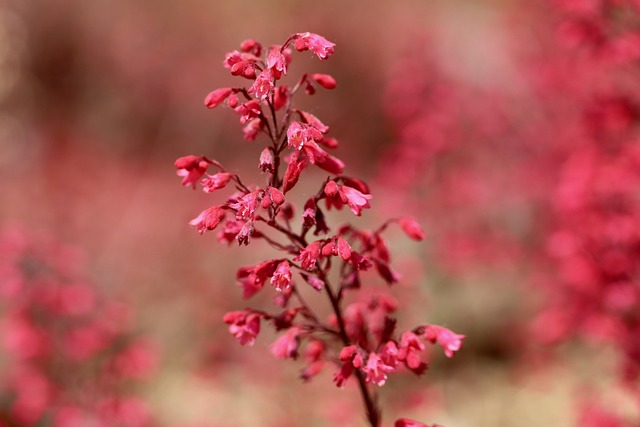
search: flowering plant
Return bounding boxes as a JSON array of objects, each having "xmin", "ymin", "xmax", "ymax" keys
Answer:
[{"xmin": 176, "ymin": 32, "xmax": 463, "ymax": 427}]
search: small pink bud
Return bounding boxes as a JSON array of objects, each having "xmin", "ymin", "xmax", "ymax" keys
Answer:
[
  {"xmin": 324, "ymin": 180, "xmax": 339, "ymax": 196},
  {"xmin": 310, "ymin": 73, "xmax": 337, "ymax": 89},
  {"xmin": 399, "ymin": 217, "xmax": 426, "ymax": 241},
  {"xmin": 204, "ymin": 88, "xmax": 233, "ymax": 108}
]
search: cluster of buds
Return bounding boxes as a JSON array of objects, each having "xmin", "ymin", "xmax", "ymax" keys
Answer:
[{"xmin": 176, "ymin": 33, "xmax": 463, "ymax": 427}]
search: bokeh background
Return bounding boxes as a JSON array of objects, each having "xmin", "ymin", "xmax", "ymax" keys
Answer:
[{"xmin": 1, "ymin": 0, "xmax": 639, "ymax": 426}]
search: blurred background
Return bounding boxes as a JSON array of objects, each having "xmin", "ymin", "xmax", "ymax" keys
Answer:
[{"xmin": 1, "ymin": 0, "xmax": 639, "ymax": 426}]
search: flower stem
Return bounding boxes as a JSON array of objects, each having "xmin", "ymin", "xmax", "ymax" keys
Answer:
[{"xmin": 322, "ymin": 273, "xmax": 381, "ymax": 427}]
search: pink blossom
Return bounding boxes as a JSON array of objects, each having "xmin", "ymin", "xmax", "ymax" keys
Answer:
[
  {"xmin": 230, "ymin": 191, "xmax": 261, "ymax": 221},
  {"xmin": 321, "ymin": 236, "xmax": 352, "ymax": 260},
  {"xmin": 294, "ymin": 32, "xmax": 335, "ymax": 60},
  {"xmin": 223, "ymin": 311, "xmax": 261, "ymax": 346},
  {"xmin": 363, "ymin": 352, "xmax": 395, "ymax": 386},
  {"xmin": 302, "ymin": 141, "xmax": 345, "ymax": 174},
  {"xmin": 423, "ymin": 325, "xmax": 465, "ymax": 358},
  {"xmin": 270, "ymin": 327, "xmax": 301, "ymax": 359},
  {"xmin": 240, "ymin": 39, "xmax": 262, "ymax": 55},
  {"xmin": 189, "ymin": 206, "xmax": 226, "ymax": 235},
  {"xmin": 283, "ymin": 151, "xmax": 308, "ymax": 193},
  {"xmin": 342, "ymin": 186, "xmax": 372, "ymax": 216},
  {"xmin": 236, "ymin": 260, "xmax": 279, "ymax": 298},
  {"xmin": 398, "ymin": 332, "xmax": 427, "ymax": 372},
  {"xmin": 175, "ymin": 155, "xmax": 213, "ymax": 189},
  {"xmin": 204, "ymin": 88, "xmax": 233, "ymax": 108},
  {"xmin": 270, "ymin": 260, "xmax": 292, "ymax": 292},
  {"xmin": 267, "ymin": 47, "xmax": 287, "ymax": 78},
  {"xmin": 333, "ymin": 361, "xmax": 354, "ymax": 388},
  {"xmin": 324, "ymin": 181, "xmax": 372, "ymax": 216},
  {"xmin": 287, "ymin": 121, "xmax": 323, "ymax": 149},
  {"xmin": 200, "ymin": 172, "xmax": 233, "ymax": 193},
  {"xmin": 293, "ymin": 241, "xmax": 322, "ymax": 270},
  {"xmin": 299, "ymin": 110, "xmax": 329, "ymax": 133},
  {"xmin": 234, "ymin": 99, "xmax": 261, "ymax": 124},
  {"xmin": 310, "ymin": 73, "xmax": 337, "ymax": 89},
  {"xmin": 248, "ymin": 69, "xmax": 274, "ymax": 100}
]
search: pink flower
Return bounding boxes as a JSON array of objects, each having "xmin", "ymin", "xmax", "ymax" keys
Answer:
[
  {"xmin": 299, "ymin": 110, "xmax": 329, "ymax": 133},
  {"xmin": 248, "ymin": 69, "xmax": 274, "ymax": 100},
  {"xmin": 324, "ymin": 181, "xmax": 372, "ymax": 216},
  {"xmin": 236, "ymin": 260, "xmax": 279, "ymax": 298},
  {"xmin": 333, "ymin": 361, "xmax": 355, "ymax": 388},
  {"xmin": 398, "ymin": 332, "xmax": 427, "ymax": 373},
  {"xmin": 342, "ymin": 186, "xmax": 372, "ymax": 216},
  {"xmin": 302, "ymin": 141, "xmax": 345, "ymax": 174},
  {"xmin": 267, "ymin": 47, "xmax": 287, "ymax": 78},
  {"xmin": 270, "ymin": 260, "xmax": 292, "ymax": 292},
  {"xmin": 189, "ymin": 206, "xmax": 226, "ymax": 235},
  {"xmin": 294, "ymin": 32, "xmax": 335, "ymax": 60},
  {"xmin": 294, "ymin": 241, "xmax": 322, "ymax": 270},
  {"xmin": 398, "ymin": 217, "xmax": 426, "ymax": 241},
  {"xmin": 287, "ymin": 121, "xmax": 323, "ymax": 149},
  {"xmin": 423, "ymin": 325, "xmax": 465, "ymax": 358},
  {"xmin": 234, "ymin": 99, "xmax": 261, "ymax": 124},
  {"xmin": 270, "ymin": 327, "xmax": 301, "ymax": 359},
  {"xmin": 223, "ymin": 311, "xmax": 261, "ymax": 346},
  {"xmin": 283, "ymin": 151, "xmax": 308, "ymax": 193},
  {"xmin": 240, "ymin": 39, "xmax": 262, "ymax": 55},
  {"xmin": 310, "ymin": 73, "xmax": 337, "ymax": 89},
  {"xmin": 200, "ymin": 172, "xmax": 233, "ymax": 193},
  {"xmin": 175, "ymin": 155, "xmax": 213, "ymax": 189},
  {"xmin": 321, "ymin": 236, "xmax": 352, "ymax": 260},
  {"xmin": 230, "ymin": 191, "xmax": 262, "ymax": 221},
  {"xmin": 362, "ymin": 352, "xmax": 395, "ymax": 386},
  {"xmin": 204, "ymin": 88, "xmax": 233, "ymax": 108}
]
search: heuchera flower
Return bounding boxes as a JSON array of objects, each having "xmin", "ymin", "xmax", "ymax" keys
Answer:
[
  {"xmin": 270, "ymin": 327, "xmax": 301, "ymax": 359},
  {"xmin": 287, "ymin": 121, "xmax": 323, "ymax": 149},
  {"xmin": 223, "ymin": 311, "xmax": 261, "ymax": 346},
  {"xmin": 267, "ymin": 46, "xmax": 287, "ymax": 78},
  {"xmin": 230, "ymin": 191, "xmax": 262, "ymax": 221},
  {"xmin": 324, "ymin": 180, "xmax": 373, "ymax": 216},
  {"xmin": 248, "ymin": 69, "xmax": 274, "ymax": 100},
  {"xmin": 189, "ymin": 206, "xmax": 225, "ymax": 235},
  {"xmin": 363, "ymin": 352, "xmax": 395, "ymax": 386},
  {"xmin": 294, "ymin": 32, "xmax": 335, "ymax": 60},
  {"xmin": 175, "ymin": 155, "xmax": 213, "ymax": 189},
  {"xmin": 422, "ymin": 325, "xmax": 465, "ymax": 358},
  {"xmin": 293, "ymin": 241, "xmax": 322, "ymax": 270},
  {"xmin": 178, "ymin": 33, "xmax": 462, "ymax": 427},
  {"xmin": 270, "ymin": 260, "xmax": 292, "ymax": 292},
  {"xmin": 200, "ymin": 172, "xmax": 233, "ymax": 193}
]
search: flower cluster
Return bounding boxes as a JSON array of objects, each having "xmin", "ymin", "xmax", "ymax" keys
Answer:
[
  {"xmin": 0, "ymin": 227, "xmax": 158, "ymax": 427},
  {"xmin": 177, "ymin": 33, "xmax": 464, "ymax": 427}
]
